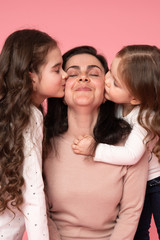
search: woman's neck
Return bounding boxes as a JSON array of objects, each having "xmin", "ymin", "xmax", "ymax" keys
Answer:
[{"xmin": 65, "ymin": 107, "xmax": 99, "ymax": 139}]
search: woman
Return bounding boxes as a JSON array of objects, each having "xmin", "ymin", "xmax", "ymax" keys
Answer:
[{"xmin": 44, "ymin": 46, "xmax": 148, "ymax": 240}]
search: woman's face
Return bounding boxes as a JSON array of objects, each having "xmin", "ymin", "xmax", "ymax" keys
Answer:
[{"xmin": 64, "ymin": 54, "xmax": 105, "ymax": 109}]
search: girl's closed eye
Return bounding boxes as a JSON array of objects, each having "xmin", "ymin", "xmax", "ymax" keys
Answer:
[
  {"xmin": 113, "ymin": 80, "xmax": 119, "ymax": 87},
  {"xmin": 54, "ymin": 66, "xmax": 60, "ymax": 73},
  {"xmin": 110, "ymin": 71, "xmax": 120, "ymax": 88}
]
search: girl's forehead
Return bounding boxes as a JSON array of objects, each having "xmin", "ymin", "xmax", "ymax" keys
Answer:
[{"xmin": 110, "ymin": 57, "xmax": 121, "ymax": 72}]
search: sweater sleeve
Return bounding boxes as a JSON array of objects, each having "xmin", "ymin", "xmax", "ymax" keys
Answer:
[
  {"xmin": 47, "ymin": 213, "xmax": 61, "ymax": 240},
  {"xmin": 22, "ymin": 107, "xmax": 49, "ymax": 240},
  {"xmin": 94, "ymin": 117, "xmax": 148, "ymax": 165},
  {"xmin": 45, "ymin": 190, "xmax": 61, "ymax": 240},
  {"xmin": 110, "ymin": 152, "xmax": 148, "ymax": 240}
]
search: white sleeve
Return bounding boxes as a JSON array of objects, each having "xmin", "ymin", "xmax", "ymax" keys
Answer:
[
  {"xmin": 22, "ymin": 109, "xmax": 49, "ymax": 240},
  {"xmin": 94, "ymin": 120, "xmax": 148, "ymax": 165}
]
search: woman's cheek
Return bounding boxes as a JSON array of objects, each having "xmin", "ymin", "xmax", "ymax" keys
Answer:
[
  {"xmin": 65, "ymin": 78, "xmax": 75, "ymax": 88},
  {"xmin": 64, "ymin": 81, "xmax": 74, "ymax": 104}
]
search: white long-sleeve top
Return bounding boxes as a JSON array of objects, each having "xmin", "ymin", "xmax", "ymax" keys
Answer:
[
  {"xmin": 94, "ymin": 105, "xmax": 160, "ymax": 181},
  {"xmin": 0, "ymin": 106, "xmax": 49, "ymax": 240}
]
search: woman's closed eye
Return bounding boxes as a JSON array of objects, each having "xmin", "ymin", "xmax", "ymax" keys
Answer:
[
  {"xmin": 67, "ymin": 69, "xmax": 79, "ymax": 78},
  {"xmin": 88, "ymin": 70, "xmax": 101, "ymax": 77},
  {"xmin": 68, "ymin": 74, "xmax": 78, "ymax": 77},
  {"xmin": 89, "ymin": 73, "xmax": 99, "ymax": 77}
]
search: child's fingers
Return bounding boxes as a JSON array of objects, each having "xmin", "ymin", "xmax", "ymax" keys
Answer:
[
  {"xmin": 73, "ymin": 135, "xmax": 85, "ymax": 145},
  {"xmin": 72, "ymin": 148, "xmax": 81, "ymax": 154},
  {"xmin": 72, "ymin": 143, "xmax": 82, "ymax": 150},
  {"xmin": 73, "ymin": 139, "xmax": 79, "ymax": 145},
  {"xmin": 72, "ymin": 144, "xmax": 78, "ymax": 149},
  {"xmin": 77, "ymin": 135, "xmax": 84, "ymax": 141}
]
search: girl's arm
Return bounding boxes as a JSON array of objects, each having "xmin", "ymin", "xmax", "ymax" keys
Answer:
[
  {"xmin": 94, "ymin": 121, "xmax": 148, "ymax": 165},
  {"xmin": 110, "ymin": 152, "xmax": 148, "ymax": 240},
  {"xmin": 22, "ymin": 108, "xmax": 49, "ymax": 240},
  {"xmin": 72, "ymin": 118, "xmax": 148, "ymax": 165}
]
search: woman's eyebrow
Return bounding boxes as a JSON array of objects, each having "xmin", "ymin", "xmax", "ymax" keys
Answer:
[
  {"xmin": 66, "ymin": 66, "xmax": 80, "ymax": 71},
  {"xmin": 87, "ymin": 65, "xmax": 103, "ymax": 71}
]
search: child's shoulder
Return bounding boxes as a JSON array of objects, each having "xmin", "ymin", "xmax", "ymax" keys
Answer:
[
  {"xmin": 31, "ymin": 105, "xmax": 43, "ymax": 124},
  {"xmin": 25, "ymin": 105, "xmax": 43, "ymax": 136},
  {"xmin": 116, "ymin": 105, "xmax": 140, "ymax": 117},
  {"xmin": 116, "ymin": 105, "xmax": 140, "ymax": 125}
]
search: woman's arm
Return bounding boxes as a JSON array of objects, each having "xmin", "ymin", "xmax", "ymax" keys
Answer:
[
  {"xmin": 110, "ymin": 151, "xmax": 149, "ymax": 240},
  {"xmin": 45, "ymin": 188, "xmax": 61, "ymax": 240},
  {"xmin": 22, "ymin": 108, "xmax": 49, "ymax": 240},
  {"xmin": 47, "ymin": 209, "xmax": 61, "ymax": 240}
]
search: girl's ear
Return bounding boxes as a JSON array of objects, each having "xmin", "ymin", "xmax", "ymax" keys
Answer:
[
  {"xmin": 29, "ymin": 72, "xmax": 38, "ymax": 91},
  {"xmin": 130, "ymin": 97, "xmax": 141, "ymax": 105},
  {"xmin": 29, "ymin": 72, "xmax": 37, "ymax": 82}
]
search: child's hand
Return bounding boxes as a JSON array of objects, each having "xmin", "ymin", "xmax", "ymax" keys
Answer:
[{"xmin": 72, "ymin": 135, "xmax": 96, "ymax": 156}]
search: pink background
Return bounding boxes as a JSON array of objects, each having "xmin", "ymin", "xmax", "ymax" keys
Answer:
[{"xmin": 0, "ymin": 0, "xmax": 159, "ymax": 239}]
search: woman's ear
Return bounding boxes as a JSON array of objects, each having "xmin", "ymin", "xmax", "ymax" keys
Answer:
[{"xmin": 130, "ymin": 97, "xmax": 141, "ymax": 105}]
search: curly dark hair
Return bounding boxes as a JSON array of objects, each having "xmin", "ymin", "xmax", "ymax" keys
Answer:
[
  {"xmin": 117, "ymin": 45, "xmax": 160, "ymax": 161},
  {"xmin": 0, "ymin": 29, "xmax": 57, "ymax": 213},
  {"xmin": 44, "ymin": 46, "xmax": 131, "ymax": 155}
]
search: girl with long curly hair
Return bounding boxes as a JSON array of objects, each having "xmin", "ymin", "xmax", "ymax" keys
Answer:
[
  {"xmin": 72, "ymin": 45, "xmax": 160, "ymax": 240},
  {"xmin": 0, "ymin": 29, "xmax": 67, "ymax": 239}
]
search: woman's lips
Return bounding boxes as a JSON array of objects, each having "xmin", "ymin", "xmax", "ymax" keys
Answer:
[{"xmin": 75, "ymin": 86, "xmax": 92, "ymax": 91}]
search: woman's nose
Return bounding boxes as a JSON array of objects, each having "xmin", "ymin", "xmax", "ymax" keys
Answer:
[{"xmin": 78, "ymin": 74, "xmax": 89, "ymax": 82}]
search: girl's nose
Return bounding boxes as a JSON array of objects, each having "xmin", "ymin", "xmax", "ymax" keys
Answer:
[
  {"xmin": 62, "ymin": 70, "xmax": 68, "ymax": 80},
  {"xmin": 105, "ymin": 78, "xmax": 111, "ymax": 88}
]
